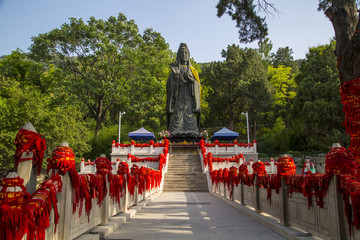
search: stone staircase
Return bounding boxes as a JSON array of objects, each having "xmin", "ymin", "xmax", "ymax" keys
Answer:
[{"xmin": 163, "ymin": 146, "xmax": 208, "ymax": 192}]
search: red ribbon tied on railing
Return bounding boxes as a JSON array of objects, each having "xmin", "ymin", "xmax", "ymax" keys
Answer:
[{"xmin": 15, "ymin": 128, "xmax": 46, "ymax": 175}]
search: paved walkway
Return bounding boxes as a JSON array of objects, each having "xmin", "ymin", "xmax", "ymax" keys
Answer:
[{"xmin": 106, "ymin": 192, "xmax": 286, "ymax": 240}]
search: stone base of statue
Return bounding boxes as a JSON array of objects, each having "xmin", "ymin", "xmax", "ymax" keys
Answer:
[{"xmin": 170, "ymin": 135, "xmax": 202, "ymax": 143}]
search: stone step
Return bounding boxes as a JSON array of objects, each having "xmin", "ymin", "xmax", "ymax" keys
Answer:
[
  {"xmin": 163, "ymin": 187, "xmax": 208, "ymax": 192},
  {"xmin": 165, "ymin": 174, "xmax": 206, "ymax": 177},
  {"xmin": 167, "ymin": 167, "xmax": 202, "ymax": 170},
  {"xmin": 163, "ymin": 178, "xmax": 208, "ymax": 182},
  {"xmin": 167, "ymin": 164, "xmax": 202, "ymax": 167},
  {"xmin": 164, "ymin": 152, "xmax": 207, "ymax": 192}
]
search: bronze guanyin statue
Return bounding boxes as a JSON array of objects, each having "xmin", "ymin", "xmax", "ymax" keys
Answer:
[{"xmin": 166, "ymin": 43, "xmax": 201, "ymax": 141}]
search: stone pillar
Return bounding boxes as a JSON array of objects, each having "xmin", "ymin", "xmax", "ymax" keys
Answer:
[
  {"xmin": 143, "ymin": 179, "xmax": 147, "ymax": 201},
  {"xmin": 279, "ymin": 178, "xmax": 289, "ymax": 226},
  {"xmin": 270, "ymin": 158, "xmax": 275, "ymax": 174},
  {"xmin": 235, "ymin": 144, "xmax": 239, "ymax": 154},
  {"xmin": 253, "ymin": 140, "xmax": 257, "ymax": 153},
  {"xmin": 80, "ymin": 158, "xmax": 85, "ymax": 172},
  {"xmin": 240, "ymin": 181, "xmax": 245, "ymax": 205},
  {"xmin": 254, "ymin": 176, "xmax": 260, "ymax": 213},
  {"xmin": 121, "ymin": 175, "xmax": 129, "ymax": 213},
  {"xmin": 101, "ymin": 180, "xmax": 110, "ymax": 226},
  {"xmin": 249, "ymin": 159, "xmax": 254, "ymax": 174},
  {"xmin": 17, "ymin": 122, "xmax": 37, "ymax": 194},
  {"xmin": 231, "ymin": 183, "xmax": 235, "ymax": 201},
  {"xmin": 57, "ymin": 173, "xmax": 72, "ymax": 240},
  {"xmin": 327, "ymin": 175, "xmax": 346, "ymax": 240},
  {"xmin": 134, "ymin": 176, "xmax": 139, "ymax": 206}
]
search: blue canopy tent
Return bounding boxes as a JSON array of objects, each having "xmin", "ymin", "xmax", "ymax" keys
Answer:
[
  {"xmin": 211, "ymin": 127, "xmax": 239, "ymax": 141},
  {"xmin": 128, "ymin": 127, "xmax": 156, "ymax": 141}
]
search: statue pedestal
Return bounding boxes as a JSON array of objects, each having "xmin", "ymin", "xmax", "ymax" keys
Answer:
[{"xmin": 169, "ymin": 136, "xmax": 202, "ymax": 143}]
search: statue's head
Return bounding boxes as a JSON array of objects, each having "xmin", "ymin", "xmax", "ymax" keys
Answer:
[{"xmin": 177, "ymin": 43, "xmax": 190, "ymax": 64}]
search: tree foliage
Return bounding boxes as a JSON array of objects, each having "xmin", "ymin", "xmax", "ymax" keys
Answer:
[
  {"xmin": 201, "ymin": 44, "xmax": 272, "ymax": 138},
  {"xmin": 293, "ymin": 42, "xmax": 346, "ymax": 151},
  {"xmin": 29, "ymin": 14, "xmax": 172, "ymax": 139},
  {"xmin": 216, "ymin": 0, "xmax": 277, "ymax": 43},
  {"xmin": 0, "ymin": 50, "xmax": 92, "ymax": 174}
]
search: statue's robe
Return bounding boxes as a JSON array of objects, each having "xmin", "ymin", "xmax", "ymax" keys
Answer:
[{"xmin": 166, "ymin": 65, "xmax": 200, "ymax": 137}]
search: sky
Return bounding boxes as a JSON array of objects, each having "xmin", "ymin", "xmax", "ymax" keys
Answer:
[{"xmin": 0, "ymin": 0, "xmax": 334, "ymax": 62}]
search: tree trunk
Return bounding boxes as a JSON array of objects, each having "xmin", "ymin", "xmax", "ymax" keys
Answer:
[{"xmin": 326, "ymin": 0, "xmax": 360, "ymax": 167}]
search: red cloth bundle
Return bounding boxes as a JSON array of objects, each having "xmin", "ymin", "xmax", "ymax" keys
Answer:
[
  {"xmin": 257, "ymin": 174, "xmax": 281, "ymax": 204},
  {"xmin": 325, "ymin": 147, "xmax": 357, "ymax": 175},
  {"xmin": 30, "ymin": 175, "xmax": 62, "ymax": 239},
  {"xmin": 238, "ymin": 164, "xmax": 249, "ymax": 175},
  {"xmin": 47, "ymin": 146, "xmax": 80, "ymax": 190},
  {"xmin": 340, "ymin": 76, "xmax": 360, "ymax": 170},
  {"xmin": 340, "ymin": 175, "xmax": 360, "ymax": 232},
  {"xmin": 252, "ymin": 161, "xmax": 267, "ymax": 176},
  {"xmin": 277, "ymin": 156, "xmax": 296, "ymax": 176},
  {"xmin": 0, "ymin": 176, "xmax": 33, "ymax": 240},
  {"xmin": 15, "ymin": 128, "xmax": 46, "ymax": 175}
]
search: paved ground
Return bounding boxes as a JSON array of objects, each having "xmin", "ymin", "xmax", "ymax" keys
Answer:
[{"xmin": 106, "ymin": 192, "xmax": 286, "ymax": 240}]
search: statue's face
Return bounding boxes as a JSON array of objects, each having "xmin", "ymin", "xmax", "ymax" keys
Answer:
[{"xmin": 179, "ymin": 49, "xmax": 189, "ymax": 63}]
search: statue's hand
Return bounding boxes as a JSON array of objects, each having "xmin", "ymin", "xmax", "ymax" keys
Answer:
[{"xmin": 170, "ymin": 63, "xmax": 179, "ymax": 75}]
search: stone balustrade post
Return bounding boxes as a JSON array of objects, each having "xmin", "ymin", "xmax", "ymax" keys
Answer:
[
  {"xmin": 215, "ymin": 145, "xmax": 219, "ymax": 154},
  {"xmin": 254, "ymin": 176, "xmax": 260, "ymax": 213},
  {"xmin": 223, "ymin": 183, "xmax": 226, "ymax": 197},
  {"xmin": 150, "ymin": 145, "xmax": 154, "ymax": 154},
  {"xmin": 231, "ymin": 183, "xmax": 235, "ymax": 201},
  {"xmin": 115, "ymin": 158, "xmax": 120, "ymax": 173},
  {"xmin": 16, "ymin": 122, "xmax": 38, "ymax": 194},
  {"xmin": 134, "ymin": 176, "xmax": 139, "ymax": 205},
  {"xmin": 240, "ymin": 181, "xmax": 245, "ymax": 205},
  {"xmin": 121, "ymin": 175, "xmax": 129, "ymax": 213},
  {"xmin": 270, "ymin": 158, "xmax": 275, "ymax": 174},
  {"xmin": 235, "ymin": 144, "xmax": 239, "ymax": 154},
  {"xmin": 279, "ymin": 177, "xmax": 289, "ymax": 226},
  {"xmin": 80, "ymin": 158, "xmax": 85, "ymax": 172},
  {"xmin": 143, "ymin": 179, "xmax": 147, "ymax": 201},
  {"xmin": 249, "ymin": 159, "xmax": 254, "ymax": 174},
  {"xmin": 327, "ymin": 175, "xmax": 346, "ymax": 240},
  {"xmin": 130, "ymin": 145, "xmax": 135, "ymax": 155},
  {"xmin": 57, "ymin": 173, "xmax": 72, "ymax": 240},
  {"xmin": 253, "ymin": 140, "xmax": 257, "ymax": 153},
  {"xmin": 101, "ymin": 178, "xmax": 110, "ymax": 226}
]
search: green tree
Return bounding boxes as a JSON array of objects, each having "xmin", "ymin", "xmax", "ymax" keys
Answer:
[
  {"xmin": 216, "ymin": 0, "xmax": 360, "ymax": 157},
  {"xmin": 216, "ymin": 0, "xmax": 276, "ymax": 43},
  {"xmin": 270, "ymin": 47, "xmax": 299, "ymax": 74},
  {"xmin": 0, "ymin": 50, "xmax": 92, "ymax": 174},
  {"xmin": 258, "ymin": 37, "xmax": 273, "ymax": 67},
  {"xmin": 293, "ymin": 42, "xmax": 346, "ymax": 151},
  {"xmin": 201, "ymin": 45, "xmax": 272, "ymax": 139},
  {"xmin": 29, "ymin": 13, "xmax": 172, "ymax": 140},
  {"xmin": 267, "ymin": 65, "xmax": 297, "ymax": 126}
]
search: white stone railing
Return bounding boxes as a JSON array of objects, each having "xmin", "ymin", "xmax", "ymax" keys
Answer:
[
  {"xmin": 198, "ymin": 141, "xmax": 277, "ymax": 174},
  {"xmin": 207, "ymin": 174, "xmax": 360, "ymax": 240},
  {"xmin": 110, "ymin": 141, "xmax": 167, "ymax": 162}
]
